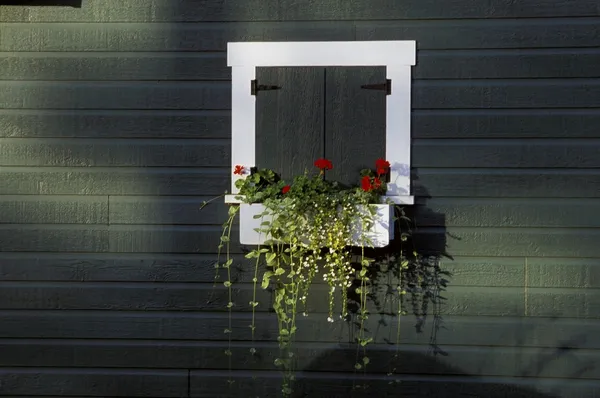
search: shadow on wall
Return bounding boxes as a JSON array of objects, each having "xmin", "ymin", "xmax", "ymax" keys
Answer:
[{"xmin": 0, "ymin": 0, "xmax": 81, "ymax": 6}]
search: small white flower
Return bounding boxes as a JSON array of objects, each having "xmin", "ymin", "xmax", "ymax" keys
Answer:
[{"xmin": 327, "ymin": 317, "xmax": 334, "ymax": 323}]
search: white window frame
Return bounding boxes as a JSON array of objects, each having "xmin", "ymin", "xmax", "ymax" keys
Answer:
[{"xmin": 225, "ymin": 40, "xmax": 417, "ymax": 205}]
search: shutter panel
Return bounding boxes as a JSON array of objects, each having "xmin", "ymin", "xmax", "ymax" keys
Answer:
[
  {"xmin": 255, "ymin": 67, "xmax": 324, "ymax": 181},
  {"xmin": 325, "ymin": 66, "xmax": 386, "ymax": 186}
]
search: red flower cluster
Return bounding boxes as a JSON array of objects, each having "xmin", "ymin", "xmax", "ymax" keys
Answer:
[
  {"xmin": 233, "ymin": 165, "xmax": 245, "ymax": 175},
  {"xmin": 361, "ymin": 175, "xmax": 382, "ymax": 192},
  {"xmin": 375, "ymin": 158, "xmax": 390, "ymax": 176},
  {"xmin": 314, "ymin": 158, "xmax": 333, "ymax": 171},
  {"xmin": 361, "ymin": 158, "xmax": 390, "ymax": 192},
  {"xmin": 281, "ymin": 185, "xmax": 291, "ymax": 194}
]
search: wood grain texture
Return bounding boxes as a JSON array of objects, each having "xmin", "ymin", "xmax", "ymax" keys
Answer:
[
  {"xmin": 3, "ymin": 110, "xmax": 600, "ymax": 139},
  {"xmin": 0, "ymin": 282, "xmax": 524, "ymax": 316},
  {"xmin": 0, "ymin": 53, "xmax": 229, "ymax": 81},
  {"xmin": 417, "ymin": 198, "xmax": 600, "ymax": 228},
  {"xmin": 1, "ymin": 0, "xmax": 599, "ymax": 22},
  {"xmin": 356, "ymin": 18, "xmax": 600, "ymax": 50},
  {"xmin": 0, "ymin": 110, "xmax": 231, "ymax": 139},
  {"xmin": 414, "ymin": 139, "xmax": 600, "ymax": 168},
  {"xmin": 0, "ymin": 253, "xmax": 239, "ymax": 282},
  {"xmin": 2, "ymin": 311, "xmax": 600, "ymax": 349},
  {"xmin": 326, "ymin": 66, "xmax": 386, "ymax": 185},
  {"xmin": 0, "ymin": 81, "xmax": 230, "ymax": 110},
  {"xmin": 190, "ymin": 370, "xmax": 599, "ymax": 398},
  {"xmin": 0, "ymin": 195, "xmax": 108, "ymax": 224},
  {"xmin": 109, "ymin": 196, "xmax": 228, "ymax": 225},
  {"xmin": 1, "ymin": 340, "xmax": 599, "ymax": 380},
  {"xmin": 0, "ymin": 168, "xmax": 229, "ymax": 195},
  {"xmin": 0, "ymin": 138, "xmax": 230, "ymax": 167},
  {"xmin": 1, "ymin": 19, "xmax": 597, "ymax": 52},
  {"xmin": 415, "ymin": 110, "xmax": 600, "ymax": 139},
  {"xmin": 4, "ymin": 80, "xmax": 600, "ymax": 111},
  {"xmin": 0, "ymin": 22, "xmax": 353, "ymax": 52},
  {"xmin": 0, "ymin": 225, "xmax": 108, "ymax": 252},
  {"xmin": 5, "ymin": 50, "xmax": 600, "ymax": 82},
  {"xmin": 415, "ymin": 170, "xmax": 600, "ymax": 198},
  {"xmin": 256, "ymin": 67, "xmax": 324, "ymax": 180},
  {"xmin": 0, "ymin": 368, "xmax": 187, "ymax": 397}
]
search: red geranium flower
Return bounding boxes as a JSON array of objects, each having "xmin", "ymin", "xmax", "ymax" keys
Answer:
[
  {"xmin": 373, "ymin": 177, "xmax": 382, "ymax": 189},
  {"xmin": 361, "ymin": 175, "xmax": 373, "ymax": 192},
  {"xmin": 375, "ymin": 158, "xmax": 390, "ymax": 175},
  {"xmin": 281, "ymin": 185, "xmax": 291, "ymax": 194},
  {"xmin": 233, "ymin": 165, "xmax": 244, "ymax": 175},
  {"xmin": 314, "ymin": 158, "xmax": 333, "ymax": 171}
]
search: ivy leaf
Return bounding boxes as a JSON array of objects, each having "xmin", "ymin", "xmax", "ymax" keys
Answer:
[{"xmin": 274, "ymin": 267, "xmax": 285, "ymax": 276}]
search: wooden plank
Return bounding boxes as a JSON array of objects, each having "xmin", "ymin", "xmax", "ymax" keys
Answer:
[
  {"xmin": 0, "ymin": 110, "xmax": 230, "ymax": 139},
  {"xmin": 109, "ymin": 196, "xmax": 228, "ymax": 225},
  {"xmin": 3, "ymin": 312, "xmax": 600, "ymax": 349},
  {"xmin": 0, "ymin": 53, "xmax": 229, "ymax": 81},
  {"xmin": 1, "ymin": 19, "xmax": 596, "ymax": 52},
  {"xmin": 255, "ymin": 67, "xmax": 324, "ymax": 181},
  {"xmin": 417, "ymin": 198, "xmax": 600, "ymax": 228},
  {"xmin": 2, "ymin": 339, "xmax": 600, "ymax": 380},
  {"xmin": 0, "ymin": 225, "xmax": 108, "ymax": 252},
  {"xmin": 0, "ymin": 138, "xmax": 230, "ymax": 167},
  {"xmin": 0, "ymin": 368, "xmax": 187, "ymax": 397},
  {"xmin": 0, "ymin": 168, "xmax": 229, "ymax": 195},
  {"xmin": 3, "ymin": 109, "xmax": 599, "ymax": 140},
  {"xmin": 190, "ymin": 370, "xmax": 600, "ymax": 398},
  {"xmin": 413, "ymin": 110, "xmax": 600, "ymax": 139},
  {"xmin": 0, "ymin": 282, "xmax": 524, "ymax": 316},
  {"xmin": 0, "ymin": 254, "xmax": 595, "ymax": 289},
  {"xmin": 527, "ymin": 287, "xmax": 600, "ymax": 318},
  {"xmin": 326, "ymin": 66, "xmax": 386, "ymax": 185},
  {"xmin": 0, "ymin": 195, "xmax": 108, "ymax": 224},
  {"xmin": 2, "ymin": 0, "xmax": 599, "ymax": 22},
  {"xmin": 0, "ymin": 253, "xmax": 247, "ymax": 282},
  {"xmin": 108, "ymin": 225, "xmax": 234, "ymax": 254},
  {"xmin": 0, "ymin": 22, "xmax": 353, "ymax": 52},
  {"xmin": 416, "ymin": 49, "xmax": 600, "ymax": 79},
  {"xmin": 415, "ymin": 170, "xmax": 600, "ymax": 198},
  {"xmin": 2, "ymin": 169, "xmax": 599, "ymax": 198},
  {"xmin": 5, "ymin": 50, "xmax": 600, "ymax": 82},
  {"xmin": 414, "ymin": 139, "xmax": 600, "ymax": 168},
  {"xmin": 356, "ymin": 19, "xmax": 600, "ymax": 50},
  {"xmin": 412, "ymin": 79, "xmax": 600, "ymax": 109},
  {"xmin": 0, "ymin": 81, "xmax": 230, "ymax": 110},
  {"xmin": 527, "ymin": 258, "xmax": 600, "ymax": 289},
  {"xmin": 417, "ymin": 227, "xmax": 600, "ymax": 258},
  {"xmin": 4, "ymin": 79, "xmax": 600, "ymax": 111}
]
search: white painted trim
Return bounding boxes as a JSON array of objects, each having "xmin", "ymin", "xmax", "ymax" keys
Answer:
[
  {"xmin": 228, "ymin": 41, "xmax": 416, "ymax": 67},
  {"xmin": 227, "ymin": 40, "xmax": 416, "ymax": 200}
]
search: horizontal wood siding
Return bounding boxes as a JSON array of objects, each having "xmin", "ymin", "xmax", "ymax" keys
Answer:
[{"xmin": 1, "ymin": 1, "xmax": 599, "ymax": 397}]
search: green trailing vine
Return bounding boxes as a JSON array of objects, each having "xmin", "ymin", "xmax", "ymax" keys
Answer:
[{"xmin": 206, "ymin": 158, "xmax": 428, "ymax": 396}]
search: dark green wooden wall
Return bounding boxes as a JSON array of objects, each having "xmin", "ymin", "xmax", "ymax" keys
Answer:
[{"xmin": 1, "ymin": 1, "xmax": 600, "ymax": 397}]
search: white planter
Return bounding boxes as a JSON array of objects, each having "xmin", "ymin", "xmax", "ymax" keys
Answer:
[{"xmin": 239, "ymin": 203, "xmax": 394, "ymax": 247}]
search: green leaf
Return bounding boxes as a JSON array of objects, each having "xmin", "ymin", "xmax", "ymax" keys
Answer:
[
  {"xmin": 274, "ymin": 267, "xmax": 285, "ymax": 276},
  {"xmin": 363, "ymin": 356, "xmax": 370, "ymax": 365},
  {"xmin": 266, "ymin": 252, "xmax": 277, "ymax": 265},
  {"xmin": 224, "ymin": 258, "xmax": 233, "ymax": 268},
  {"xmin": 223, "ymin": 281, "xmax": 232, "ymax": 287},
  {"xmin": 220, "ymin": 236, "xmax": 230, "ymax": 243},
  {"xmin": 261, "ymin": 271, "xmax": 273, "ymax": 289}
]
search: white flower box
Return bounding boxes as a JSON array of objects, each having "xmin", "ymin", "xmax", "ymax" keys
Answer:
[{"xmin": 239, "ymin": 203, "xmax": 394, "ymax": 248}]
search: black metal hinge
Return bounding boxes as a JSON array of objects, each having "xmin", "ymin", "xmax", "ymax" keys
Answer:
[
  {"xmin": 361, "ymin": 79, "xmax": 392, "ymax": 95},
  {"xmin": 251, "ymin": 79, "xmax": 282, "ymax": 95}
]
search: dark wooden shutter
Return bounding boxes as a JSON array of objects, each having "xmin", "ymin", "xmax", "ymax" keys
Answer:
[{"xmin": 255, "ymin": 66, "xmax": 386, "ymax": 185}]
